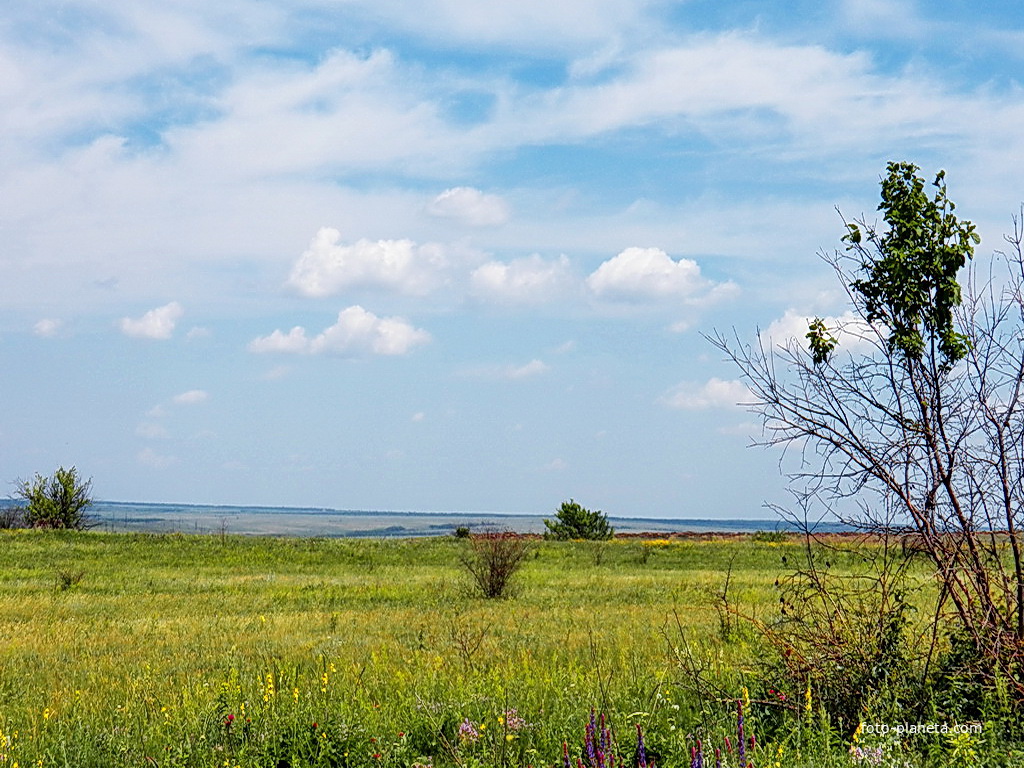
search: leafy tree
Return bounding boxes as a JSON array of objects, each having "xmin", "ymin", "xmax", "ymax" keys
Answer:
[
  {"xmin": 544, "ymin": 499, "xmax": 613, "ymax": 540},
  {"xmin": 15, "ymin": 466, "xmax": 94, "ymax": 529},
  {"xmin": 714, "ymin": 161, "xmax": 1024, "ymax": 703}
]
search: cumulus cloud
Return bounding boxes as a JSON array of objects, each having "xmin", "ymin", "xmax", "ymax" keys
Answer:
[
  {"xmin": 427, "ymin": 187, "xmax": 510, "ymax": 227},
  {"xmin": 761, "ymin": 309, "xmax": 876, "ymax": 353},
  {"xmin": 172, "ymin": 389, "xmax": 210, "ymax": 405},
  {"xmin": 287, "ymin": 227, "xmax": 448, "ymax": 297},
  {"xmin": 119, "ymin": 302, "xmax": 184, "ymax": 340},
  {"xmin": 587, "ymin": 247, "xmax": 737, "ymax": 303},
  {"xmin": 248, "ymin": 305, "xmax": 431, "ymax": 357},
  {"xmin": 470, "ymin": 254, "xmax": 573, "ymax": 304},
  {"xmin": 33, "ymin": 318, "xmax": 62, "ymax": 337},
  {"xmin": 662, "ymin": 378, "xmax": 754, "ymax": 410}
]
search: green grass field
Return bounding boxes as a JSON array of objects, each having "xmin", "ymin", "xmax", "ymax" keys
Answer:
[{"xmin": 0, "ymin": 531, "xmax": 1006, "ymax": 767}]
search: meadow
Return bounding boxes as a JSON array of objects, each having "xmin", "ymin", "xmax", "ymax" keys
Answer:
[{"xmin": 0, "ymin": 530, "xmax": 1008, "ymax": 767}]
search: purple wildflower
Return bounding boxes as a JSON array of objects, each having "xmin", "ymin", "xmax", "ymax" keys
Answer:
[
  {"xmin": 458, "ymin": 718, "xmax": 480, "ymax": 743},
  {"xmin": 634, "ymin": 723, "xmax": 648, "ymax": 768},
  {"xmin": 563, "ymin": 742, "xmax": 572, "ymax": 768},
  {"xmin": 504, "ymin": 709, "xmax": 527, "ymax": 731}
]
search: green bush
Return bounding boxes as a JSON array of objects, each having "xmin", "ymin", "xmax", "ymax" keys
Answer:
[
  {"xmin": 543, "ymin": 499, "xmax": 613, "ymax": 540},
  {"xmin": 15, "ymin": 465, "xmax": 94, "ymax": 529}
]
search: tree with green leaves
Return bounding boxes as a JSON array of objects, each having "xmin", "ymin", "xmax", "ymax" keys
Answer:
[
  {"xmin": 15, "ymin": 466, "xmax": 94, "ymax": 529},
  {"xmin": 715, "ymin": 161, "xmax": 1024, "ymax": 702},
  {"xmin": 544, "ymin": 499, "xmax": 614, "ymax": 540}
]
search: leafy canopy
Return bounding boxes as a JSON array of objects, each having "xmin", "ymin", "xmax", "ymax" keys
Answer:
[
  {"xmin": 544, "ymin": 499, "xmax": 614, "ymax": 540},
  {"xmin": 835, "ymin": 161, "xmax": 980, "ymax": 365},
  {"xmin": 16, "ymin": 466, "xmax": 94, "ymax": 529}
]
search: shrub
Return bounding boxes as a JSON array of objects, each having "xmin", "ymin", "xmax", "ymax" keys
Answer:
[
  {"xmin": 460, "ymin": 531, "xmax": 530, "ymax": 598},
  {"xmin": 0, "ymin": 505, "xmax": 26, "ymax": 529},
  {"xmin": 544, "ymin": 499, "xmax": 613, "ymax": 540},
  {"xmin": 15, "ymin": 466, "xmax": 94, "ymax": 529},
  {"xmin": 453, "ymin": 525, "xmax": 471, "ymax": 538},
  {"xmin": 55, "ymin": 568, "xmax": 86, "ymax": 591}
]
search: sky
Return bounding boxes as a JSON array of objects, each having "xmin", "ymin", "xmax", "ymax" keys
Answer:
[{"xmin": 2, "ymin": 0, "xmax": 1024, "ymax": 519}]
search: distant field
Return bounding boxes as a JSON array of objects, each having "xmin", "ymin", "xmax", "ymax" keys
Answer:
[
  {"xmin": 0, "ymin": 530, "xmax": 935, "ymax": 767},
  {"xmin": 0, "ymin": 499, "xmax": 851, "ymax": 537}
]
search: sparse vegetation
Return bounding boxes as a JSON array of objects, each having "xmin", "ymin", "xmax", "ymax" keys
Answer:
[{"xmin": 459, "ymin": 530, "xmax": 530, "ymax": 598}]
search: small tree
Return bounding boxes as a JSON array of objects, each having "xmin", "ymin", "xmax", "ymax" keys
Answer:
[
  {"xmin": 460, "ymin": 531, "xmax": 531, "ymax": 598},
  {"xmin": 714, "ymin": 161, "xmax": 1024, "ymax": 703},
  {"xmin": 544, "ymin": 499, "xmax": 614, "ymax": 540},
  {"xmin": 15, "ymin": 466, "xmax": 94, "ymax": 530}
]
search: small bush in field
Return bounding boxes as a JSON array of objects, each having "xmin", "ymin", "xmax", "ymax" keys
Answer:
[
  {"xmin": 15, "ymin": 466, "xmax": 94, "ymax": 529},
  {"xmin": 460, "ymin": 531, "xmax": 530, "ymax": 598},
  {"xmin": 544, "ymin": 499, "xmax": 613, "ymax": 540}
]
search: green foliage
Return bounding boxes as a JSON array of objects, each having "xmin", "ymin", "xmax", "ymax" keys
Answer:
[
  {"xmin": 453, "ymin": 525, "xmax": 471, "ymax": 539},
  {"xmin": 543, "ymin": 499, "xmax": 613, "ymax": 540},
  {"xmin": 15, "ymin": 465, "xmax": 94, "ymax": 529},
  {"xmin": 843, "ymin": 161, "xmax": 979, "ymax": 365},
  {"xmin": 806, "ymin": 317, "xmax": 837, "ymax": 366}
]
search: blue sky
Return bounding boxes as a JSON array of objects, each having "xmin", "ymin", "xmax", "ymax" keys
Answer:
[{"xmin": 2, "ymin": 0, "xmax": 1023, "ymax": 518}]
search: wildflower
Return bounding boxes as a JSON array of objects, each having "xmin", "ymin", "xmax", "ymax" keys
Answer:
[
  {"xmin": 635, "ymin": 723, "xmax": 649, "ymax": 768},
  {"xmin": 503, "ymin": 709, "xmax": 527, "ymax": 731},
  {"xmin": 804, "ymin": 680, "xmax": 812, "ymax": 713},
  {"xmin": 458, "ymin": 719, "xmax": 480, "ymax": 743}
]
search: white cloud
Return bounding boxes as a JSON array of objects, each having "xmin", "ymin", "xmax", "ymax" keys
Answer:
[
  {"xmin": 411, "ymin": 411, "xmax": 426, "ymax": 422},
  {"xmin": 662, "ymin": 378, "xmax": 754, "ymax": 410},
  {"xmin": 33, "ymin": 318, "xmax": 61, "ymax": 337},
  {"xmin": 172, "ymin": 389, "xmax": 210, "ymax": 405},
  {"xmin": 470, "ymin": 254, "xmax": 573, "ymax": 304},
  {"xmin": 287, "ymin": 227, "xmax": 448, "ymax": 297},
  {"xmin": 135, "ymin": 422, "xmax": 169, "ymax": 439},
  {"xmin": 248, "ymin": 327, "xmax": 311, "ymax": 355},
  {"xmin": 506, "ymin": 359, "xmax": 548, "ymax": 379},
  {"xmin": 137, "ymin": 447, "xmax": 179, "ymax": 469},
  {"xmin": 461, "ymin": 358, "xmax": 550, "ymax": 380},
  {"xmin": 761, "ymin": 309, "xmax": 876, "ymax": 353},
  {"xmin": 587, "ymin": 247, "xmax": 736, "ymax": 303},
  {"xmin": 248, "ymin": 306, "xmax": 431, "ymax": 357},
  {"xmin": 119, "ymin": 302, "xmax": 184, "ymax": 340},
  {"xmin": 427, "ymin": 187, "xmax": 510, "ymax": 227}
]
